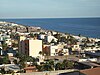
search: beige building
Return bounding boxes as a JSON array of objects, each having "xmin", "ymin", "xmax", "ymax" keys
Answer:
[
  {"xmin": 28, "ymin": 39, "xmax": 42, "ymax": 57},
  {"xmin": 19, "ymin": 37, "xmax": 42, "ymax": 57}
]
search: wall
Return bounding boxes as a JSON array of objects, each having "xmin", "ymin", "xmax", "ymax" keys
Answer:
[{"xmin": 1, "ymin": 69, "xmax": 78, "ymax": 75}]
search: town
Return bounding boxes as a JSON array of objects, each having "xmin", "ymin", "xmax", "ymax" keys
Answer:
[{"xmin": 0, "ymin": 21, "xmax": 100, "ymax": 75}]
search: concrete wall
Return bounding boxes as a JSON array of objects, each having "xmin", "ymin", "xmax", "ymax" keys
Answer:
[{"xmin": 1, "ymin": 69, "xmax": 78, "ymax": 75}]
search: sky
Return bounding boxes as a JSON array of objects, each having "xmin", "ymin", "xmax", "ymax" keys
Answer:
[{"xmin": 0, "ymin": 0, "xmax": 100, "ymax": 18}]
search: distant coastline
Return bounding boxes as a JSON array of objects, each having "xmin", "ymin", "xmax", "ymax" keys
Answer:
[{"xmin": 0, "ymin": 18, "xmax": 100, "ymax": 38}]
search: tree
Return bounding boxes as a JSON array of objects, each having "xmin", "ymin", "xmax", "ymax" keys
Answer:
[
  {"xmin": 48, "ymin": 60, "xmax": 54, "ymax": 70},
  {"xmin": 10, "ymin": 33, "xmax": 15, "ymax": 39},
  {"xmin": 2, "ymin": 43, "xmax": 7, "ymax": 51},
  {"xmin": 15, "ymin": 52, "xmax": 38, "ymax": 69},
  {"xmin": 18, "ymin": 60, "xmax": 25, "ymax": 69},
  {"xmin": 55, "ymin": 60, "xmax": 74, "ymax": 70},
  {"xmin": 62, "ymin": 60, "xmax": 74, "ymax": 69},
  {"xmin": 67, "ymin": 35, "xmax": 77, "ymax": 45},
  {"xmin": 78, "ymin": 34, "xmax": 81, "ymax": 37},
  {"xmin": 55, "ymin": 63, "xmax": 62, "ymax": 70},
  {"xmin": 67, "ymin": 61, "xmax": 74, "ymax": 69},
  {"xmin": 59, "ymin": 36, "xmax": 67, "ymax": 42},
  {"xmin": 62, "ymin": 60, "xmax": 68, "ymax": 69},
  {"xmin": 39, "ymin": 51, "xmax": 43, "ymax": 55},
  {"xmin": 26, "ymin": 56, "xmax": 37, "ymax": 66},
  {"xmin": 2, "ymin": 56, "xmax": 11, "ymax": 64},
  {"xmin": 37, "ymin": 59, "xmax": 54, "ymax": 71},
  {"xmin": 26, "ymin": 56, "xmax": 34, "ymax": 62},
  {"xmin": 42, "ymin": 60, "xmax": 54, "ymax": 71},
  {"xmin": 15, "ymin": 53, "xmax": 27, "ymax": 69},
  {"xmin": 13, "ymin": 59, "xmax": 18, "ymax": 64},
  {"xmin": 36, "ymin": 65, "xmax": 42, "ymax": 71},
  {"xmin": 0, "ymin": 68, "xmax": 5, "ymax": 74},
  {"xmin": 29, "ymin": 33, "xmax": 34, "ymax": 37}
]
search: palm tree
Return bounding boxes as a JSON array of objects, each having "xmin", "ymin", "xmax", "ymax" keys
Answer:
[
  {"xmin": 13, "ymin": 59, "xmax": 18, "ymax": 64},
  {"xmin": 67, "ymin": 61, "xmax": 74, "ymax": 69},
  {"xmin": 2, "ymin": 43, "xmax": 7, "ymax": 51},
  {"xmin": 37, "ymin": 59, "xmax": 54, "ymax": 71},
  {"xmin": 42, "ymin": 63, "xmax": 52, "ymax": 71},
  {"xmin": 55, "ymin": 63, "xmax": 62, "ymax": 70},
  {"xmin": 62, "ymin": 60, "xmax": 68, "ymax": 69},
  {"xmin": 2, "ymin": 56, "xmax": 11, "ymax": 64},
  {"xmin": 48, "ymin": 60, "xmax": 54, "ymax": 70}
]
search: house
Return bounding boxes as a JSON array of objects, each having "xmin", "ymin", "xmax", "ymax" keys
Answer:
[
  {"xmin": 50, "ymin": 45, "xmax": 58, "ymax": 56},
  {"xmin": 46, "ymin": 35, "xmax": 57, "ymax": 43}
]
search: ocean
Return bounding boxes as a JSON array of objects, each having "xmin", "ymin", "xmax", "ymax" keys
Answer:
[{"xmin": 0, "ymin": 18, "xmax": 100, "ymax": 38}]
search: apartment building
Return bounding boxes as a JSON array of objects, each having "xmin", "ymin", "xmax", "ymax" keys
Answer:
[{"xmin": 19, "ymin": 37, "xmax": 42, "ymax": 57}]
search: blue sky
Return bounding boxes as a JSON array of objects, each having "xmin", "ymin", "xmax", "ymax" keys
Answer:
[{"xmin": 0, "ymin": 0, "xmax": 100, "ymax": 18}]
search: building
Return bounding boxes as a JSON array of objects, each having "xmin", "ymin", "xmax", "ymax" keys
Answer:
[
  {"xmin": 26, "ymin": 26, "xmax": 41, "ymax": 32},
  {"xmin": 18, "ymin": 35, "xmax": 26, "ymax": 53},
  {"xmin": 80, "ymin": 67, "xmax": 100, "ymax": 75},
  {"xmin": 19, "ymin": 38, "xmax": 42, "ymax": 57},
  {"xmin": 43, "ymin": 45, "xmax": 50, "ymax": 56},
  {"xmin": 46, "ymin": 35, "xmax": 57, "ymax": 43},
  {"xmin": 50, "ymin": 45, "xmax": 58, "ymax": 56}
]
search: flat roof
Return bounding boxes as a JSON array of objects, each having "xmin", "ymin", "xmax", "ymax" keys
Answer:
[
  {"xmin": 78, "ymin": 61, "xmax": 100, "ymax": 67},
  {"xmin": 85, "ymin": 52, "xmax": 100, "ymax": 57},
  {"xmin": 80, "ymin": 67, "xmax": 100, "ymax": 75}
]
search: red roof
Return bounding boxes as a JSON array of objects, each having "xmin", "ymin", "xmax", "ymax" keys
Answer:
[
  {"xmin": 24, "ymin": 66, "xmax": 36, "ymax": 70},
  {"xmin": 80, "ymin": 67, "xmax": 100, "ymax": 75}
]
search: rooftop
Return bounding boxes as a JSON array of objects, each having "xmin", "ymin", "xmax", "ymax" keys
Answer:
[{"xmin": 80, "ymin": 67, "xmax": 100, "ymax": 75}]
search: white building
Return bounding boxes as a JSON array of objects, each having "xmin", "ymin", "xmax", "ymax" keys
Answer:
[
  {"xmin": 19, "ymin": 38, "xmax": 42, "ymax": 57},
  {"xmin": 46, "ymin": 35, "xmax": 58, "ymax": 43},
  {"xmin": 39, "ymin": 34, "xmax": 45, "ymax": 39},
  {"xmin": 28, "ymin": 39, "xmax": 42, "ymax": 57},
  {"xmin": 50, "ymin": 45, "xmax": 58, "ymax": 56},
  {"xmin": 63, "ymin": 49, "xmax": 69, "ymax": 55},
  {"xmin": 72, "ymin": 45, "xmax": 81, "ymax": 51}
]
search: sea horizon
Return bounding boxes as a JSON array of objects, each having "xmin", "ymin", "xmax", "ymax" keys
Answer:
[
  {"xmin": 0, "ymin": 18, "xmax": 100, "ymax": 38},
  {"xmin": 0, "ymin": 17, "xmax": 100, "ymax": 19}
]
